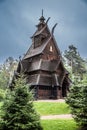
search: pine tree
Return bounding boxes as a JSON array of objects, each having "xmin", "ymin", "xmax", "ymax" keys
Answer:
[
  {"xmin": 0, "ymin": 75, "xmax": 43, "ymax": 130},
  {"xmin": 64, "ymin": 44, "xmax": 86, "ymax": 80},
  {"xmin": 79, "ymin": 82, "xmax": 87, "ymax": 130},
  {"xmin": 66, "ymin": 80, "xmax": 87, "ymax": 130}
]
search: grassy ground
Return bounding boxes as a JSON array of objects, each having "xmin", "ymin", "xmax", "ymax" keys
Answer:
[
  {"xmin": 34, "ymin": 101, "xmax": 79, "ymax": 130},
  {"xmin": 0, "ymin": 101, "xmax": 78, "ymax": 130},
  {"xmin": 0, "ymin": 101, "xmax": 70, "ymax": 116},
  {"xmin": 34, "ymin": 101, "xmax": 70, "ymax": 115},
  {"xmin": 41, "ymin": 119, "xmax": 78, "ymax": 130}
]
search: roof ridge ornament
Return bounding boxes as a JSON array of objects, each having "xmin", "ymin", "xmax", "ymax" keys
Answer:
[
  {"xmin": 51, "ymin": 23, "xmax": 58, "ymax": 35},
  {"xmin": 46, "ymin": 17, "xmax": 50, "ymax": 24}
]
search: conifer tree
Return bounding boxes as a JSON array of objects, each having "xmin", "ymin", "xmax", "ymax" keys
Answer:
[
  {"xmin": 66, "ymin": 80, "xmax": 87, "ymax": 130},
  {"xmin": 0, "ymin": 75, "xmax": 43, "ymax": 130},
  {"xmin": 64, "ymin": 44, "xmax": 86, "ymax": 80}
]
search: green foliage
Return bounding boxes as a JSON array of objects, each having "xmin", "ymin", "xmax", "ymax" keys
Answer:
[
  {"xmin": 0, "ymin": 57, "xmax": 18, "ymax": 90},
  {"xmin": 41, "ymin": 119, "xmax": 78, "ymax": 130},
  {"xmin": 64, "ymin": 44, "xmax": 87, "ymax": 81},
  {"xmin": 0, "ymin": 69, "xmax": 9, "ymax": 90},
  {"xmin": 66, "ymin": 80, "xmax": 87, "ymax": 130},
  {"xmin": 0, "ymin": 75, "xmax": 43, "ymax": 130},
  {"xmin": 0, "ymin": 89, "xmax": 5, "ymax": 101},
  {"xmin": 34, "ymin": 102, "xmax": 70, "ymax": 115}
]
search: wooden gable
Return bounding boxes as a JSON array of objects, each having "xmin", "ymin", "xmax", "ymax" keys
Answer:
[{"xmin": 43, "ymin": 37, "xmax": 60, "ymax": 60}]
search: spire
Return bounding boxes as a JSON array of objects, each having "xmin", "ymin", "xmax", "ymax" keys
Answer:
[
  {"xmin": 42, "ymin": 9, "xmax": 43, "ymax": 17},
  {"xmin": 39, "ymin": 9, "xmax": 45, "ymax": 23}
]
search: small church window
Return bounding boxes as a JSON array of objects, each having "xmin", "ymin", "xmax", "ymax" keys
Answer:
[{"xmin": 50, "ymin": 46, "xmax": 53, "ymax": 52}]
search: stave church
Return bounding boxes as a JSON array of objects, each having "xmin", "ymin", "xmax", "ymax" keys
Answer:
[{"xmin": 11, "ymin": 11, "xmax": 71, "ymax": 99}]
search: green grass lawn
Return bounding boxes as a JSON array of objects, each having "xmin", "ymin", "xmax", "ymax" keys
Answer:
[
  {"xmin": 0, "ymin": 101, "xmax": 78, "ymax": 130},
  {"xmin": 34, "ymin": 101, "xmax": 70, "ymax": 115},
  {"xmin": 41, "ymin": 119, "xmax": 78, "ymax": 130}
]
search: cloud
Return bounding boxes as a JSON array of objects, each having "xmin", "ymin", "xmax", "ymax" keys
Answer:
[
  {"xmin": 82, "ymin": 0, "xmax": 87, "ymax": 4},
  {"xmin": 0, "ymin": 0, "xmax": 87, "ymax": 63},
  {"xmin": 0, "ymin": 0, "xmax": 5, "ymax": 3}
]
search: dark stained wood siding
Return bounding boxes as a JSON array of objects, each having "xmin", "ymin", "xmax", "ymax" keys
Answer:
[
  {"xmin": 43, "ymin": 39, "xmax": 59, "ymax": 60},
  {"xmin": 13, "ymin": 14, "xmax": 70, "ymax": 99}
]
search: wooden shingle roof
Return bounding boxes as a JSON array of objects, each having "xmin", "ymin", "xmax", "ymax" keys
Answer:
[
  {"xmin": 23, "ymin": 36, "xmax": 52, "ymax": 59},
  {"xmin": 27, "ymin": 74, "xmax": 60, "ymax": 86},
  {"xmin": 25, "ymin": 59, "xmax": 60, "ymax": 72}
]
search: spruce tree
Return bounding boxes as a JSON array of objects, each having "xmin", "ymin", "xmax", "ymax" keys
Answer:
[
  {"xmin": 0, "ymin": 75, "xmax": 43, "ymax": 130},
  {"xmin": 64, "ymin": 44, "xmax": 86, "ymax": 80},
  {"xmin": 79, "ymin": 83, "xmax": 87, "ymax": 130},
  {"xmin": 66, "ymin": 80, "xmax": 87, "ymax": 130}
]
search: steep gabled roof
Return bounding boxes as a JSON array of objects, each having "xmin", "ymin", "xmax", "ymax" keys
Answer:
[
  {"xmin": 23, "ymin": 34, "xmax": 62, "ymax": 60},
  {"xmin": 23, "ymin": 16, "xmax": 61, "ymax": 60},
  {"xmin": 23, "ymin": 36, "xmax": 51, "ymax": 59}
]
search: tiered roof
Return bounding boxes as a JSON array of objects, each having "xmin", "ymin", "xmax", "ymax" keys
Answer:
[{"xmin": 18, "ymin": 12, "xmax": 69, "ymax": 87}]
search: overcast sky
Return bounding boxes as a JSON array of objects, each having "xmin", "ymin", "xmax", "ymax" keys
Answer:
[{"xmin": 0, "ymin": 0, "xmax": 87, "ymax": 63}]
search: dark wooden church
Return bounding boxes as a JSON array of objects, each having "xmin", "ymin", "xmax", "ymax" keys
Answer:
[{"xmin": 12, "ymin": 12, "xmax": 70, "ymax": 99}]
